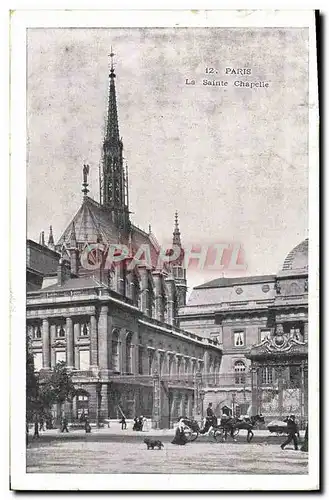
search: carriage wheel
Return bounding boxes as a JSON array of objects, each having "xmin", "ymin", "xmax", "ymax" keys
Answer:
[
  {"xmin": 189, "ymin": 431, "xmax": 199, "ymax": 442},
  {"xmin": 213, "ymin": 429, "xmax": 225, "ymax": 443}
]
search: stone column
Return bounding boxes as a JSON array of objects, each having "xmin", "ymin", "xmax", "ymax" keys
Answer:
[
  {"xmin": 99, "ymin": 383, "xmax": 109, "ymax": 420},
  {"xmin": 131, "ymin": 332, "xmax": 138, "ymax": 375},
  {"xmin": 187, "ymin": 392, "xmax": 193, "ymax": 418},
  {"xmin": 152, "ymin": 370, "xmax": 161, "ymax": 429},
  {"xmin": 251, "ymin": 367, "xmax": 258, "ymax": 415},
  {"xmin": 42, "ymin": 319, "xmax": 50, "ymax": 369},
  {"xmin": 90, "ymin": 315, "xmax": 98, "ymax": 368},
  {"xmin": 194, "ymin": 371, "xmax": 202, "ymax": 421},
  {"xmin": 66, "ymin": 317, "xmax": 74, "ymax": 369},
  {"xmin": 120, "ymin": 329, "xmax": 127, "ymax": 374},
  {"xmin": 98, "ymin": 306, "xmax": 109, "ymax": 370},
  {"xmin": 277, "ymin": 366, "xmax": 284, "ymax": 418},
  {"xmin": 203, "ymin": 351, "xmax": 209, "ymax": 385},
  {"xmin": 73, "ymin": 322, "xmax": 80, "ymax": 369},
  {"xmin": 50, "ymin": 324, "xmax": 56, "ymax": 368}
]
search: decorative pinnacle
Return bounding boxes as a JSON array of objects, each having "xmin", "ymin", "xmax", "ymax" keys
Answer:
[
  {"xmin": 48, "ymin": 225, "xmax": 55, "ymax": 248},
  {"xmin": 173, "ymin": 211, "xmax": 181, "ymax": 246},
  {"xmin": 70, "ymin": 221, "xmax": 77, "ymax": 247},
  {"xmin": 82, "ymin": 164, "xmax": 90, "ymax": 196}
]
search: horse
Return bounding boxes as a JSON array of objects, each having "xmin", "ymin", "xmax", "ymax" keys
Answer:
[{"xmin": 221, "ymin": 414, "xmax": 265, "ymax": 442}]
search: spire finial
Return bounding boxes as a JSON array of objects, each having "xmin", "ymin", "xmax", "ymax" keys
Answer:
[
  {"xmin": 82, "ymin": 164, "xmax": 90, "ymax": 196},
  {"xmin": 148, "ymin": 224, "xmax": 152, "ymax": 234},
  {"xmin": 172, "ymin": 211, "xmax": 181, "ymax": 247}
]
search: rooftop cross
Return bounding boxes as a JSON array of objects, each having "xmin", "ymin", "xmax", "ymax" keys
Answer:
[{"xmin": 109, "ymin": 47, "xmax": 115, "ymax": 76}]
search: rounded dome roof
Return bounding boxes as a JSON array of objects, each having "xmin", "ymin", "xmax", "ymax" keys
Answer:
[{"xmin": 282, "ymin": 238, "xmax": 308, "ymax": 271}]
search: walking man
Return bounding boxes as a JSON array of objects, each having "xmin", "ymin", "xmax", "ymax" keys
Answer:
[
  {"xmin": 61, "ymin": 414, "xmax": 69, "ymax": 433},
  {"xmin": 281, "ymin": 415, "xmax": 300, "ymax": 450},
  {"xmin": 120, "ymin": 415, "xmax": 127, "ymax": 430}
]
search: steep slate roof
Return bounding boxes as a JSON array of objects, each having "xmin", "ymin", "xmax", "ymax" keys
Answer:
[
  {"xmin": 195, "ymin": 274, "xmax": 276, "ymax": 289},
  {"xmin": 56, "ymin": 196, "xmax": 160, "ymax": 268},
  {"xmin": 41, "ymin": 275, "xmax": 104, "ymax": 291}
]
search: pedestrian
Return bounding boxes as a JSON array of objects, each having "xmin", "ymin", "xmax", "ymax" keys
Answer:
[
  {"xmin": 33, "ymin": 418, "xmax": 39, "ymax": 438},
  {"xmin": 26, "ymin": 422, "xmax": 29, "ymax": 446},
  {"xmin": 133, "ymin": 416, "xmax": 139, "ymax": 431},
  {"xmin": 301, "ymin": 424, "xmax": 308, "ymax": 452},
  {"xmin": 120, "ymin": 415, "xmax": 127, "ymax": 430},
  {"xmin": 85, "ymin": 417, "xmax": 91, "ymax": 433},
  {"xmin": 281, "ymin": 415, "xmax": 300, "ymax": 450},
  {"xmin": 61, "ymin": 414, "xmax": 69, "ymax": 433},
  {"xmin": 39, "ymin": 417, "xmax": 45, "ymax": 432},
  {"xmin": 171, "ymin": 417, "xmax": 188, "ymax": 445},
  {"xmin": 139, "ymin": 415, "xmax": 144, "ymax": 431}
]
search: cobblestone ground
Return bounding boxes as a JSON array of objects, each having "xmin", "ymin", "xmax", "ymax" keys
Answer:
[{"xmin": 26, "ymin": 435, "xmax": 308, "ymax": 474}]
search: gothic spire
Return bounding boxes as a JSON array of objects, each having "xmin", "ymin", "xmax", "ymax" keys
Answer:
[
  {"xmin": 172, "ymin": 211, "xmax": 181, "ymax": 247},
  {"xmin": 101, "ymin": 49, "xmax": 130, "ymax": 233},
  {"xmin": 105, "ymin": 48, "xmax": 120, "ymax": 143},
  {"xmin": 47, "ymin": 225, "xmax": 55, "ymax": 249}
]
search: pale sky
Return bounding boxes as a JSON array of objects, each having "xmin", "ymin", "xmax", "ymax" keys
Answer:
[{"xmin": 27, "ymin": 27, "xmax": 309, "ymax": 292}]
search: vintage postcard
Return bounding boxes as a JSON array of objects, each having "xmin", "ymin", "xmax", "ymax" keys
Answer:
[{"xmin": 10, "ymin": 9, "xmax": 319, "ymax": 491}]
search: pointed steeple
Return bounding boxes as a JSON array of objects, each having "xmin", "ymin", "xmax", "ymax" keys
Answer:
[
  {"xmin": 69, "ymin": 221, "xmax": 77, "ymax": 248},
  {"xmin": 172, "ymin": 211, "xmax": 181, "ymax": 247},
  {"xmin": 101, "ymin": 49, "xmax": 130, "ymax": 233},
  {"xmin": 105, "ymin": 48, "xmax": 120, "ymax": 143},
  {"xmin": 47, "ymin": 225, "xmax": 55, "ymax": 250}
]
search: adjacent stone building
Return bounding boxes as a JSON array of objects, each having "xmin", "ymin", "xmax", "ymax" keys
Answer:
[{"xmin": 179, "ymin": 239, "xmax": 308, "ymax": 422}]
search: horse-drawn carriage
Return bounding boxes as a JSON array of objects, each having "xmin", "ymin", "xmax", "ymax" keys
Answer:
[
  {"xmin": 267, "ymin": 420, "xmax": 290, "ymax": 435},
  {"xmin": 181, "ymin": 414, "xmax": 264, "ymax": 443}
]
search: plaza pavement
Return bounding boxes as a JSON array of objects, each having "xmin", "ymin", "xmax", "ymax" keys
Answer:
[{"xmin": 26, "ymin": 424, "xmax": 308, "ymax": 474}]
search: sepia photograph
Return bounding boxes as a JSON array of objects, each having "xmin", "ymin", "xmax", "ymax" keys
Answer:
[{"xmin": 10, "ymin": 8, "xmax": 319, "ymax": 491}]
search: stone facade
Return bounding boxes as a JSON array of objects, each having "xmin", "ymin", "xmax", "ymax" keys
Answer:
[
  {"xmin": 179, "ymin": 240, "xmax": 308, "ymax": 420},
  {"xmin": 27, "ymin": 282, "xmax": 221, "ymax": 426}
]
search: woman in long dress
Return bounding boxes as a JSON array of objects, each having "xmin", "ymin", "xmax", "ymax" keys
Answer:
[{"xmin": 171, "ymin": 417, "xmax": 188, "ymax": 445}]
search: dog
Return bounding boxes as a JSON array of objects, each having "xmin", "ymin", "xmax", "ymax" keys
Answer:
[{"xmin": 144, "ymin": 438, "xmax": 164, "ymax": 450}]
